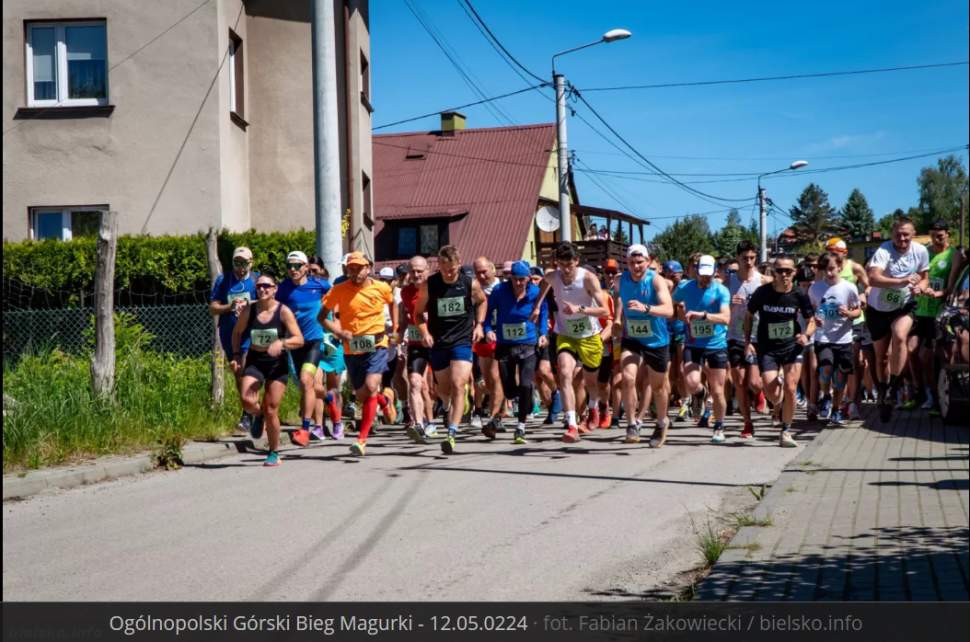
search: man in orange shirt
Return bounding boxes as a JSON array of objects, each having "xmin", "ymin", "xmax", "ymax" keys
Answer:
[{"xmin": 320, "ymin": 252, "xmax": 398, "ymax": 457}]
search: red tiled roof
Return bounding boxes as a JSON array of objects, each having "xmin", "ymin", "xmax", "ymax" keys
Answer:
[{"xmin": 373, "ymin": 123, "xmax": 556, "ymax": 265}]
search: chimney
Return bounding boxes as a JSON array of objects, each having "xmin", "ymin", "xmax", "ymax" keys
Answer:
[{"xmin": 440, "ymin": 111, "xmax": 466, "ymax": 136}]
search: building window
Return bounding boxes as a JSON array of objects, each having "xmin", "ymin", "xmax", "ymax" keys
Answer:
[
  {"xmin": 30, "ymin": 206, "xmax": 105, "ymax": 241},
  {"xmin": 228, "ymin": 30, "xmax": 244, "ymax": 122},
  {"xmin": 394, "ymin": 222, "xmax": 443, "ymax": 258},
  {"xmin": 25, "ymin": 21, "xmax": 108, "ymax": 107},
  {"xmin": 360, "ymin": 50, "xmax": 370, "ymax": 103}
]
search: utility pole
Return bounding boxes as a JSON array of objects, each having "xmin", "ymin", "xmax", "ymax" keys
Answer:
[
  {"xmin": 758, "ymin": 183, "xmax": 768, "ymax": 263},
  {"xmin": 311, "ymin": 0, "xmax": 343, "ymax": 278},
  {"xmin": 554, "ymin": 73, "xmax": 571, "ymax": 243}
]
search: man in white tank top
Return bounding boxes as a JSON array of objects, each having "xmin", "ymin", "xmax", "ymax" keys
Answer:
[{"xmin": 531, "ymin": 243, "xmax": 611, "ymax": 443}]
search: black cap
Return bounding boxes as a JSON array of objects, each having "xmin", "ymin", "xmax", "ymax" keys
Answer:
[
  {"xmin": 395, "ymin": 263, "xmax": 409, "ymax": 278},
  {"xmin": 930, "ymin": 219, "xmax": 949, "ymax": 231}
]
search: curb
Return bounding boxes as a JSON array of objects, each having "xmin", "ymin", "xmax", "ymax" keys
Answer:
[{"xmin": 3, "ymin": 439, "xmax": 246, "ymax": 501}]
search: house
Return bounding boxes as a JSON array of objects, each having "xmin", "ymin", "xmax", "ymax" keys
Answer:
[{"xmin": 2, "ymin": 0, "xmax": 375, "ymax": 255}]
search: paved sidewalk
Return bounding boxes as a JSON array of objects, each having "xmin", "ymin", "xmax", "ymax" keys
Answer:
[{"xmin": 696, "ymin": 406, "xmax": 969, "ymax": 600}]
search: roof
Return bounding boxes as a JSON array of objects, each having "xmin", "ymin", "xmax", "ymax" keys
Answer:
[{"xmin": 373, "ymin": 123, "xmax": 557, "ymax": 264}]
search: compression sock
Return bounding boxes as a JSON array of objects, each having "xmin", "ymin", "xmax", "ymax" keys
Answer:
[
  {"xmin": 326, "ymin": 392, "xmax": 342, "ymax": 423},
  {"xmin": 358, "ymin": 396, "xmax": 379, "ymax": 442}
]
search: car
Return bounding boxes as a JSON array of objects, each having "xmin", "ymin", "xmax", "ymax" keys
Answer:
[{"xmin": 935, "ymin": 260, "xmax": 969, "ymax": 426}]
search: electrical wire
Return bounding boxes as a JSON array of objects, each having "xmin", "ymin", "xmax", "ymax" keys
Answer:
[
  {"xmin": 458, "ymin": 0, "xmax": 547, "ymax": 84},
  {"xmin": 373, "ymin": 85, "xmax": 545, "ymax": 130}
]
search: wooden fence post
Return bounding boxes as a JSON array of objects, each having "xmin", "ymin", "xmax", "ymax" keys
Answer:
[
  {"xmin": 207, "ymin": 228, "xmax": 225, "ymax": 407},
  {"xmin": 91, "ymin": 210, "xmax": 118, "ymax": 401}
]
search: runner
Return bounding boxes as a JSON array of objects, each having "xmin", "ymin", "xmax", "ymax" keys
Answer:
[
  {"xmin": 414, "ymin": 245, "xmax": 487, "ymax": 455},
  {"xmin": 865, "ymin": 217, "xmax": 930, "ymax": 422},
  {"xmin": 209, "ymin": 246, "xmax": 258, "ymax": 433},
  {"xmin": 726, "ymin": 241, "xmax": 767, "ymax": 439},
  {"xmin": 613, "ymin": 244, "xmax": 674, "ymax": 447},
  {"xmin": 663, "ymin": 260, "xmax": 692, "ymax": 423},
  {"xmin": 745, "ymin": 254, "xmax": 816, "ymax": 447},
  {"xmin": 810, "ymin": 252, "xmax": 862, "ymax": 426},
  {"xmin": 230, "ymin": 272, "xmax": 304, "ymax": 467},
  {"xmin": 276, "ymin": 250, "xmax": 331, "ymax": 446},
  {"xmin": 320, "ymin": 252, "xmax": 397, "ymax": 457},
  {"xmin": 483, "ymin": 260, "xmax": 548, "ymax": 443},
  {"xmin": 600, "ymin": 259, "xmax": 624, "ymax": 429},
  {"xmin": 377, "ymin": 266, "xmax": 402, "ymax": 424},
  {"xmin": 824, "ymin": 237, "xmax": 871, "ymax": 420},
  {"xmin": 399, "ymin": 255, "xmax": 436, "ymax": 441},
  {"xmin": 532, "ymin": 266, "xmax": 562, "ymax": 424},
  {"xmin": 308, "ymin": 257, "xmax": 346, "ymax": 440},
  {"xmin": 673, "ymin": 255, "xmax": 732, "ymax": 443},
  {"xmin": 911, "ymin": 220, "xmax": 956, "ymax": 410},
  {"xmin": 472, "ymin": 257, "xmax": 504, "ymax": 433},
  {"xmin": 796, "ymin": 263, "xmax": 820, "ymax": 421},
  {"xmin": 531, "ymin": 243, "xmax": 611, "ymax": 442}
]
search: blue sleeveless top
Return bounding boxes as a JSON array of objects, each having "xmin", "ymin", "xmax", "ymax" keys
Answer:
[{"xmin": 619, "ymin": 270, "xmax": 669, "ymax": 348}]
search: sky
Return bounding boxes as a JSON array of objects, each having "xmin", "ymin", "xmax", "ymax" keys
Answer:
[{"xmin": 369, "ymin": 0, "xmax": 969, "ymax": 243}]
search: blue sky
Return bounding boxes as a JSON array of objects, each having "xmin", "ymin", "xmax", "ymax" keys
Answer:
[{"xmin": 370, "ymin": 0, "xmax": 969, "ymax": 242}]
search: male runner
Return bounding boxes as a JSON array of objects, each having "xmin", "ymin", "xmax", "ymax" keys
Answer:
[
  {"xmin": 824, "ymin": 237, "xmax": 871, "ymax": 420},
  {"xmin": 531, "ymin": 266, "xmax": 561, "ymax": 421},
  {"xmin": 613, "ymin": 245, "xmax": 674, "ymax": 447},
  {"xmin": 866, "ymin": 217, "xmax": 929, "ymax": 422},
  {"xmin": 726, "ymin": 241, "xmax": 767, "ymax": 439},
  {"xmin": 745, "ymin": 255, "xmax": 816, "ymax": 447},
  {"xmin": 911, "ymin": 220, "xmax": 955, "ymax": 409},
  {"xmin": 663, "ymin": 260, "xmax": 692, "ymax": 423},
  {"xmin": 472, "ymin": 257, "xmax": 504, "ymax": 432},
  {"xmin": 399, "ymin": 256, "xmax": 436, "ymax": 441},
  {"xmin": 415, "ymin": 246, "xmax": 487, "ymax": 454}
]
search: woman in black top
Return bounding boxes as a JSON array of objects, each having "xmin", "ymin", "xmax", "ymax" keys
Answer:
[{"xmin": 231, "ymin": 273, "xmax": 304, "ymax": 467}]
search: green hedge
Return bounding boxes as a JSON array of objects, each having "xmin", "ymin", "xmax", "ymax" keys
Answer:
[{"xmin": 3, "ymin": 229, "xmax": 318, "ymax": 302}]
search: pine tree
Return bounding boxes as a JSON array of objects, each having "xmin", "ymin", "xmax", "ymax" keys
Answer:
[
  {"xmin": 712, "ymin": 209, "xmax": 746, "ymax": 257},
  {"xmin": 649, "ymin": 215, "xmax": 716, "ymax": 265},
  {"xmin": 789, "ymin": 183, "xmax": 838, "ymax": 243},
  {"xmin": 838, "ymin": 188, "xmax": 875, "ymax": 241}
]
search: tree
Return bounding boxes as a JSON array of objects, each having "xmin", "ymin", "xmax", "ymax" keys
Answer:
[
  {"xmin": 649, "ymin": 214, "xmax": 716, "ymax": 265},
  {"xmin": 712, "ymin": 209, "xmax": 749, "ymax": 257},
  {"xmin": 838, "ymin": 188, "xmax": 875, "ymax": 241},
  {"xmin": 789, "ymin": 183, "xmax": 838, "ymax": 242},
  {"xmin": 916, "ymin": 155, "xmax": 969, "ymax": 232},
  {"xmin": 877, "ymin": 207, "xmax": 920, "ymax": 239}
]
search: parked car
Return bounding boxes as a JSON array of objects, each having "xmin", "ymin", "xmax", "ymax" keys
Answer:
[{"xmin": 935, "ymin": 261, "xmax": 969, "ymax": 425}]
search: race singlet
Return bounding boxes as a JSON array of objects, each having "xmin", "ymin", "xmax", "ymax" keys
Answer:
[
  {"xmin": 348, "ymin": 334, "xmax": 376, "ymax": 354},
  {"xmin": 768, "ymin": 321, "xmax": 794, "ymax": 340},
  {"xmin": 626, "ymin": 319, "xmax": 654, "ymax": 339},
  {"xmin": 437, "ymin": 296, "xmax": 466, "ymax": 318},
  {"xmin": 501, "ymin": 322, "xmax": 527, "ymax": 341},
  {"xmin": 563, "ymin": 315, "xmax": 594, "ymax": 338},
  {"xmin": 690, "ymin": 318, "xmax": 715, "ymax": 339},
  {"xmin": 250, "ymin": 328, "xmax": 278, "ymax": 347}
]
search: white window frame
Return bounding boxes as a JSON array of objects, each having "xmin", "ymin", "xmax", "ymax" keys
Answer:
[
  {"xmin": 30, "ymin": 206, "xmax": 107, "ymax": 241},
  {"xmin": 228, "ymin": 37, "xmax": 238, "ymax": 114},
  {"xmin": 25, "ymin": 20, "xmax": 108, "ymax": 107}
]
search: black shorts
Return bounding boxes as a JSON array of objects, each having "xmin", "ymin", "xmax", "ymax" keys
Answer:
[
  {"xmin": 243, "ymin": 350, "xmax": 290, "ymax": 384},
  {"xmin": 756, "ymin": 343, "xmax": 803, "ymax": 373},
  {"xmin": 912, "ymin": 316, "xmax": 936, "ymax": 345},
  {"xmin": 535, "ymin": 341, "xmax": 552, "ymax": 363},
  {"xmin": 727, "ymin": 340, "xmax": 758, "ymax": 368},
  {"xmin": 621, "ymin": 338, "xmax": 671, "ymax": 373},
  {"xmin": 382, "ymin": 351, "xmax": 399, "ymax": 388},
  {"xmin": 814, "ymin": 342, "xmax": 853, "ymax": 374},
  {"xmin": 289, "ymin": 339, "xmax": 322, "ymax": 375},
  {"xmin": 597, "ymin": 350, "xmax": 614, "ymax": 383},
  {"xmin": 866, "ymin": 302, "xmax": 916, "ymax": 343},
  {"xmin": 407, "ymin": 344, "xmax": 430, "ymax": 375},
  {"xmin": 683, "ymin": 345, "xmax": 728, "ymax": 370}
]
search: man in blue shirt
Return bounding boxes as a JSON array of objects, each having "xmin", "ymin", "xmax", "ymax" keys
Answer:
[
  {"xmin": 484, "ymin": 261, "xmax": 548, "ymax": 444},
  {"xmin": 209, "ymin": 246, "xmax": 258, "ymax": 433},
  {"xmin": 673, "ymin": 254, "xmax": 732, "ymax": 443}
]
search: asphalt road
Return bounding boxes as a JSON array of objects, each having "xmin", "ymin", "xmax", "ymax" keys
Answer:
[{"xmin": 3, "ymin": 413, "xmax": 814, "ymax": 600}]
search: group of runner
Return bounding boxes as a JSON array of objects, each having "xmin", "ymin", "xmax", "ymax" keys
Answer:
[{"xmin": 210, "ymin": 215, "xmax": 960, "ymax": 466}]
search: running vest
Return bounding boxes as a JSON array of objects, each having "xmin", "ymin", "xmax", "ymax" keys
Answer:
[
  {"xmin": 427, "ymin": 271, "xmax": 475, "ymax": 349},
  {"xmin": 619, "ymin": 270, "xmax": 668, "ymax": 348},
  {"xmin": 840, "ymin": 260, "xmax": 865, "ymax": 326},
  {"xmin": 551, "ymin": 267, "xmax": 598, "ymax": 338},
  {"xmin": 916, "ymin": 247, "xmax": 954, "ymax": 318},
  {"xmin": 246, "ymin": 302, "xmax": 286, "ymax": 350}
]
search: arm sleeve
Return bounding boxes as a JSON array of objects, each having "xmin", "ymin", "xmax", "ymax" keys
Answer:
[{"xmin": 539, "ymin": 299, "xmax": 549, "ymax": 337}]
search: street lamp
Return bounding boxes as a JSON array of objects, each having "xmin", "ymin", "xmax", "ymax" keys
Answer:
[
  {"xmin": 552, "ymin": 28, "xmax": 632, "ymax": 243},
  {"xmin": 757, "ymin": 160, "xmax": 808, "ymax": 262}
]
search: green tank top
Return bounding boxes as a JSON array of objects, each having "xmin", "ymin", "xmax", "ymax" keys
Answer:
[
  {"xmin": 840, "ymin": 260, "xmax": 865, "ymax": 325},
  {"xmin": 916, "ymin": 246, "xmax": 954, "ymax": 317}
]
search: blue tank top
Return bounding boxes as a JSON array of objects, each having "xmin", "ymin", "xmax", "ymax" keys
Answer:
[
  {"xmin": 619, "ymin": 270, "xmax": 669, "ymax": 348},
  {"xmin": 276, "ymin": 276, "xmax": 331, "ymax": 342}
]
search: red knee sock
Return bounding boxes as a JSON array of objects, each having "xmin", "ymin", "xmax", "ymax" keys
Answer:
[
  {"xmin": 376, "ymin": 393, "xmax": 389, "ymax": 409},
  {"xmin": 358, "ymin": 395, "xmax": 379, "ymax": 442},
  {"xmin": 327, "ymin": 394, "xmax": 341, "ymax": 423}
]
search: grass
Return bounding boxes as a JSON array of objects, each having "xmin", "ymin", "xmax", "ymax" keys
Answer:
[
  {"xmin": 747, "ymin": 484, "xmax": 768, "ymax": 501},
  {"xmin": 733, "ymin": 512, "xmax": 774, "ymax": 528},
  {"xmin": 692, "ymin": 514, "xmax": 729, "ymax": 568},
  {"xmin": 3, "ymin": 315, "xmax": 300, "ymax": 471}
]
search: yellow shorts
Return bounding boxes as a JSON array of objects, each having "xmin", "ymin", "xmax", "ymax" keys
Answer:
[{"xmin": 556, "ymin": 334, "xmax": 603, "ymax": 370}]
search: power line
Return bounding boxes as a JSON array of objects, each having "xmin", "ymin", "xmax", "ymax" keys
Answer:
[
  {"xmin": 458, "ymin": 0, "xmax": 547, "ymax": 84},
  {"xmin": 373, "ymin": 85, "xmax": 545, "ymax": 130},
  {"xmin": 573, "ymin": 156, "xmax": 645, "ymax": 219},
  {"xmin": 569, "ymin": 145, "xmax": 969, "ymax": 162},
  {"xmin": 582, "ymin": 60, "xmax": 970, "ymax": 92}
]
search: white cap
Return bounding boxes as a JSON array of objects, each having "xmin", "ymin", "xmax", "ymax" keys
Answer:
[
  {"xmin": 286, "ymin": 251, "xmax": 308, "ymax": 264},
  {"xmin": 232, "ymin": 246, "xmax": 253, "ymax": 261},
  {"xmin": 378, "ymin": 266, "xmax": 395, "ymax": 279},
  {"xmin": 341, "ymin": 253, "xmax": 353, "ymax": 266},
  {"xmin": 626, "ymin": 243, "xmax": 649, "ymax": 258},
  {"xmin": 697, "ymin": 254, "xmax": 716, "ymax": 276}
]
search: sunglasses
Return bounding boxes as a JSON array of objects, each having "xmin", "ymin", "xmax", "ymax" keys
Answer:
[
  {"xmin": 256, "ymin": 283, "xmax": 276, "ymax": 290},
  {"xmin": 233, "ymin": 259, "xmax": 250, "ymax": 266},
  {"xmin": 287, "ymin": 263, "xmax": 305, "ymax": 271},
  {"xmin": 741, "ymin": 255, "xmax": 757, "ymax": 261},
  {"xmin": 775, "ymin": 268, "xmax": 795, "ymax": 275},
  {"xmin": 604, "ymin": 271, "xmax": 619, "ymax": 276}
]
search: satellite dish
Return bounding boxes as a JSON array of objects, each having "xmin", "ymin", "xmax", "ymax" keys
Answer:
[{"xmin": 536, "ymin": 206, "xmax": 561, "ymax": 232}]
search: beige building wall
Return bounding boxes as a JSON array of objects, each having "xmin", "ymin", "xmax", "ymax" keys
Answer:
[{"xmin": 217, "ymin": 0, "xmax": 251, "ymax": 233}]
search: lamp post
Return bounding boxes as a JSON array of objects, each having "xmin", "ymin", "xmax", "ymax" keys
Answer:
[
  {"xmin": 758, "ymin": 160, "xmax": 808, "ymax": 262},
  {"xmin": 553, "ymin": 29, "xmax": 631, "ymax": 243}
]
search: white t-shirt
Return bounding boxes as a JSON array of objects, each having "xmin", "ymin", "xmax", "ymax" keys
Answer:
[
  {"xmin": 867, "ymin": 240, "xmax": 930, "ymax": 312},
  {"xmin": 809, "ymin": 279, "xmax": 860, "ymax": 344},
  {"xmin": 727, "ymin": 270, "xmax": 762, "ymax": 342}
]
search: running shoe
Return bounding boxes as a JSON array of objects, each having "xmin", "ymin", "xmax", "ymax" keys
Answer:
[
  {"xmin": 675, "ymin": 403, "xmax": 691, "ymax": 423},
  {"xmin": 263, "ymin": 451, "xmax": 281, "ymax": 467},
  {"xmin": 290, "ymin": 429, "xmax": 310, "ymax": 447},
  {"xmin": 562, "ymin": 426, "xmax": 581, "ymax": 443},
  {"xmin": 237, "ymin": 412, "xmax": 252, "ymax": 434},
  {"xmin": 513, "ymin": 430, "xmax": 528, "ymax": 445},
  {"xmin": 250, "ymin": 414, "xmax": 264, "ymax": 440},
  {"xmin": 879, "ymin": 400, "xmax": 892, "ymax": 423},
  {"xmin": 482, "ymin": 417, "xmax": 499, "ymax": 440},
  {"xmin": 471, "ymin": 411, "xmax": 483, "ymax": 429},
  {"xmin": 755, "ymin": 391, "xmax": 768, "ymax": 415},
  {"xmin": 598, "ymin": 409, "xmax": 612, "ymax": 430},
  {"xmin": 441, "ymin": 435, "xmax": 456, "ymax": 454},
  {"xmin": 309, "ymin": 425, "xmax": 326, "ymax": 441},
  {"xmin": 423, "ymin": 423, "xmax": 438, "ymax": 439},
  {"xmin": 610, "ymin": 414, "xmax": 621, "ymax": 428},
  {"xmin": 331, "ymin": 421, "xmax": 344, "ymax": 440},
  {"xmin": 848, "ymin": 402, "xmax": 862, "ymax": 421},
  {"xmin": 624, "ymin": 425, "xmax": 640, "ymax": 444},
  {"xmin": 649, "ymin": 422, "xmax": 668, "ymax": 449},
  {"xmin": 740, "ymin": 421, "xmax": 755, "ymax": 439},
  {"xmin": 697, "ymin": 408, "xmax": 712, "ymax": 428},
  {"xmin": 920, "ymin": 397, "xmax": 935, "ymax": 410},
  {"xmin": 550, "ymin": 390, "xmax": 563, "ymax": 415},
  {"xmin": 819, "ymin": 397, "xmax": 832, "ymax": 420},
  {"xmin": 406, "ymin": 423, "xmax": 423, "ymax": 444},
  {"xmin": 829, "ymin": 410, "xmax": 845, "ymax": 426},
  {"xmin": 807, "ymin": 409, "xmax": 818, "ymax": 423},
  {"xmin": 771, "ymin": 404, "xmax": 783, "ymax": 427},
  {"xmin": 585, "ymin": 407, "xmax": 600, "ymax": 432},
  {"xmin": 779, "ymin": 431, "xmax": 797, "ymax": 448},
  {"xmin": 381, "ymin": 397, "xmax": 398, "ymax": 424},
  {"xmin": 349, "ymin": 441, "xmax": 366, "ymax": 457},
  {"xmin": 691, "ymin": 391, "xmax": 705, "ymax": 417},
  {"xmin": 901, "ymin": 399, "xmax": 917, "ymax": 411},
  {"xmin": 710, "ymin": 429, "xmax": 726, "ymax": 444}
]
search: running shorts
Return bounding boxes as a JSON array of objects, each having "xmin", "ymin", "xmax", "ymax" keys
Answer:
[
  {"xmin": 620, "ymin": 338, "xmax": 670, "ymax": 373},
  {"xmin": 243, "ymin": 350, "xmax": 289, "ymax": 384},
  {"xmin": 407, "ymin": 344, "xmax": 430, "ymax": 375},
  {"xmin": 289, "ymin": 339, "xmax": 322, "ymax": 375},
  {"xmin": 852, "ymin": 323, "xmax": 873, "ymax": 347},
  {"xmin": 911, "ymin": 315, "xmax": 936, "ymax": 346},
  {"xmin": 556, "ymin": 334, "xmax": 603, "ymax": 371},
  {"xmin": 756, "ymin": 343, "xmax": 804, "ymax": 373},
  {"xmin": 814, "ymin": 342, "xmax": 853, "ymax": 374},
  {"xmin": 683, "ymin": 345, "xmax": 728, "ymax": 370},
  {"xmin": 727, "ymin": 339, "xmax": 758, "ymax": 368},
  {"xmin": 865, "ymin": 302, "xmax": 916, "ymax": 343},
  {"xmin": 472, "ymin": 339, "xmax": 497, "ymax": 359},
  {"xmin": 430, "ymin": 344, "xmax": 473, "ymax": 371},
  {"xmin": 345, "ymin": 347, "xmax": 391, "ymax": 390}
]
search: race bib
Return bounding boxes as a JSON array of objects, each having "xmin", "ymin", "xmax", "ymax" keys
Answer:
[
  {"xmin": 250, "ymin": 328, "xmax": 278, "ymax": 348},
  {"xmin": 437, "ymin": 296, "xmax": 466, "ymax": 317},
  {"xmin": 626, "ymin": 319, "xmax": 654, "ymax": 339},
  {"xmin": 818, "ymin": 305, "xmax": 839, "ymax": 321},
  {"xmin": 730, "ymin": 315, "xmax": 745, "ymax": 336},
  {"xmin": 348, "ymin": 334, "xmax": 376, "ymax": 353},
  {"xmin": 227, "ymin": 291, "xmax": 251, "ymax": 306},
  {"xmin": 502, "ymin": 323, "xmax": 527, "ymax": 341},
  {"xmin": 689, "ymin": 318, "xmax": 715, "ymax": 339},
  {"xmin": 879, "ymin": 288, "xmax": 906, "ymax": 310},
  {"xmin": 930, "ymin": 277, "xmax": 945, "ymax": 292},
  {"xmin": 406, "ymin": 325, "xmax": 423, "ymax": 342},
  {"xmin": 768, "ymin": 321, "xmax": 794, "ymax": 340},
  {"xmin": 563, "ymin": 315, "xmax": 594, "ymax": 338}
]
